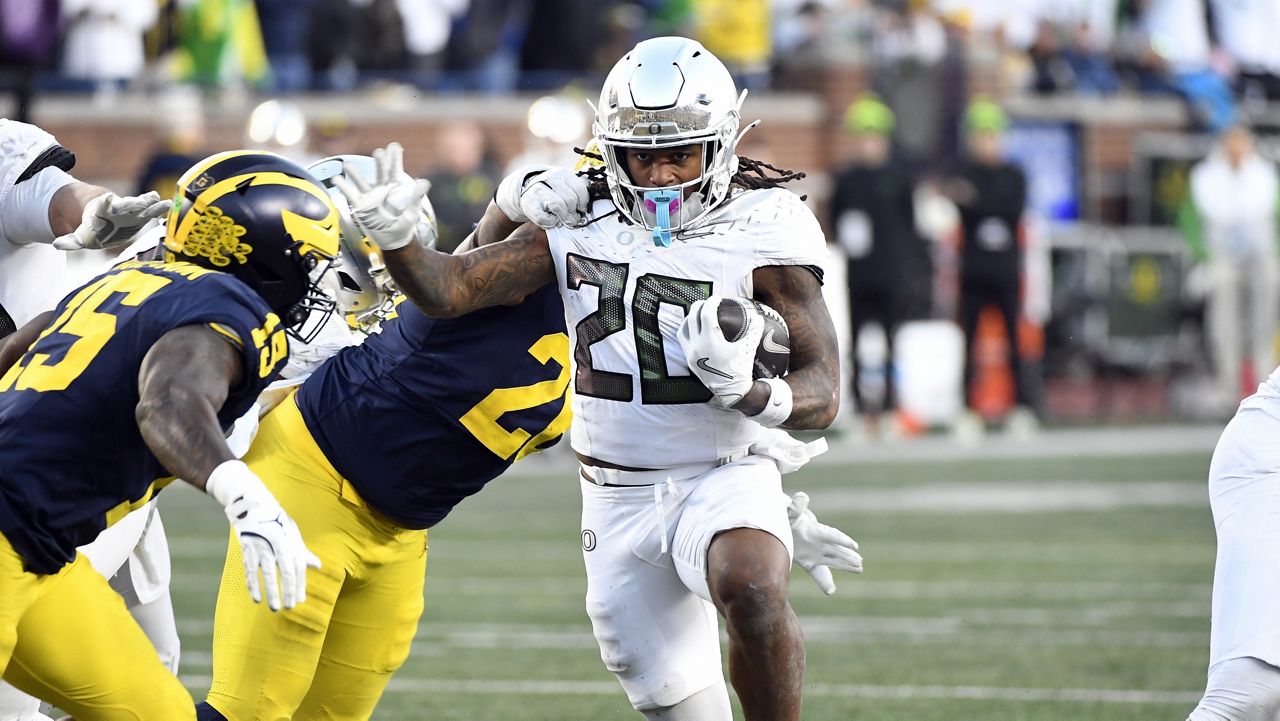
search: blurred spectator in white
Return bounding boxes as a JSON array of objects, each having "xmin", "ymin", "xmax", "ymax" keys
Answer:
[
  {"xmin": 256, "ymin": 0, "xmax": 314, "ymax": 92},
  {"xmin": 1210, "ymin": 0, "xmax": 1280, "ymax": 102},
  {"xmin": 61, "ymin": 0, "xmax": 159, "ymax": 96},
  {"xmin": 424, "ymin": 122, "xmax": 498, "ymax": 253},
  {"xmin": 0, "ymin": 0, "xmax": 60, "ymax": 122},
  {"xmin": 692, "ymin": 0, "xmax": 772, "ymax": 89},
  {"xmin": 1181, "ymin": 125, "xmax": 1279, "ymax": 409},
  {"xmin": 1115, "ymin": 0, "xmax": 1236, "ymax": 132},
  {"xmin": 773, "ymin": 0, "xmax": 832, "ymax": 65},
  {"xmin": 397, "ymin": 0, "xmax": 467, "ymax": 88}
]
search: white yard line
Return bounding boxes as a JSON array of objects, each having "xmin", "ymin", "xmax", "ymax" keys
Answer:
[{"xmin": 175, "ymin": 674, "xmax": 1199, "ymax": 705}]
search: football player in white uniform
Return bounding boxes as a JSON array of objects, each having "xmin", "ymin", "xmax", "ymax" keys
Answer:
[
  {"xmin": 336, "ymin": 36, "xmax": 859, "ymax": 721},
  {"xmin": 1187, "ymin": 365, "xmax": 1280, "ymax": 720},
  {"xmin": 0, "ymin": 119, "xmax": 176, "ymax": 721}
]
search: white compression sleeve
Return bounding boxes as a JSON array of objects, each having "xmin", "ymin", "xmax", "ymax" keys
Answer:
[{"xmin": 1, "ymin": 167, "xmax": 75, "ymax": 246}]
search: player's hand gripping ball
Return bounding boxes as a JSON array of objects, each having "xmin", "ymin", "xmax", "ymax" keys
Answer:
[
  {"xmin": 680, "ymin": 295, "xmax": 789, "ymax": 409},
  {"xmin": 712, "ymin": 296, "xmax": 790, "ymax": 379}
]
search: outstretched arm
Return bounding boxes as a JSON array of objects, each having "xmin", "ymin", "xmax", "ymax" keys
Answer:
[
  {"xmin": 382, "ymin": 223, "xmax": 555, "ymax": 316},
  {"xmin": 743, "ymin": 265, "xmax": 841, "ymax": 429},
  {"xmin": 333, "ymin": 144, "xmax": 556, "ymax": 317}
]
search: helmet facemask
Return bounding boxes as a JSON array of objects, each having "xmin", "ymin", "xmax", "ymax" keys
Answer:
[
  {"xmin": 283, "ymin": 248, "xmax": 339, "ymax": 343},
  {"xmin": 593, "ymin": 37, "xmax": 750, "ymax": 246}
]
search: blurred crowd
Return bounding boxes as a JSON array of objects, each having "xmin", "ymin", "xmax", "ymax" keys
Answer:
[
  {"xmin": 0, "ymin": 1, "xmax": 1275, "ymax": 125},
  {"xmin": 4, "ymin": 0, "xmax": 1278, "ymax": 431}
]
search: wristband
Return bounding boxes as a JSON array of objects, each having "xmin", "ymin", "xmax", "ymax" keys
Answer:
[
  {"xmin": 750, "ymin": 377, "xmax": 793, "ymax": 428},
  {"xmin": 205, "ymin": 459, "xmax": 260, "ymax": 508}
]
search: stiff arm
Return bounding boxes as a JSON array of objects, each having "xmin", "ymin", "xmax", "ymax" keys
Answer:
[{"xmin": 382, "ymin": 216, "xmax": 556, "ymax": 317}]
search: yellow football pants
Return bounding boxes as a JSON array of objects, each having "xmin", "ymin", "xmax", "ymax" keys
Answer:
[
  {"xmin": 0, "ymin": 533, "xmax": 192, "ymax": 720},
  {"xmin": 205, "ymin": 393, "xmax": 427, "ymax": 721}
]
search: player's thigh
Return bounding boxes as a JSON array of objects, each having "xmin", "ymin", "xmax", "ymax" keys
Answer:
[
  {"xmin": 4, "ymin": 555, "xmax": 191, "ymax": 721},
  {"xmin": 671, "ymin": 457, "xmax": 792, "ymax": 602},
  {"xmin": 580, "ymin": 477, "xmax": 724, "ymax": 710},
  {"xmin": 0, "ymin": 533, "xmax": 43, "ymax": 673},
  {"xmin": 293, "ymin": 532, "xmax": 427, "ymax": 721}
]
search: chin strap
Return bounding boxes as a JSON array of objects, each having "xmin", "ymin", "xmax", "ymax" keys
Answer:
[{"xmin": 642, "ymin": 189, "xmax": 680, "ymax": 247}]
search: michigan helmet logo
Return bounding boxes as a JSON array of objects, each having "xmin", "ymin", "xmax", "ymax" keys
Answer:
[{"xmin": 163, "ymin": 151, "xmax": 340, "ymax": 323}]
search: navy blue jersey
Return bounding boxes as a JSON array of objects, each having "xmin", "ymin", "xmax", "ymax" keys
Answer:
[
  {"xmin": 0, "ymin": 261, "xmax": 287, "ymax": 574},
  {"xmin": 296, "ymin": 285, "xmax": 570, "ymax": 529}
]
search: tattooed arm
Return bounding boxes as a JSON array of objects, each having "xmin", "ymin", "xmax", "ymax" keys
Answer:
[
  {"xmin": 737, "ymin": 265, "xmax": 841, "ymax": 429},
  {"xmin": 382, "ymin": 222, "xmax": 556, "ymax": 317}
]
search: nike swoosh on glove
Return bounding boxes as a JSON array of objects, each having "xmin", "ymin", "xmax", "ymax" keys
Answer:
[{"xmin": 678, "ymin": 296, "xmax": 762, "ymax": 409}]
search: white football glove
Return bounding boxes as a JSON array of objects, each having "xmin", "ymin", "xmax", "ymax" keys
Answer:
[
  {"xmin": 52, "ymin": 191, "xmax": 171, "ymax": 250},
  {"xmin": 332, "ymin": 142, "xmax": 432, "ymax": 252},
  {"xmin": 496, "ymin": 165, "xmax": 591, "ymax": 228},
  {"xmin": 206, "ymin": 460, "xmax": 321, "ymax": 611},
  {"xmin": 678, "ymin": 296, "xmax": 763, "ymax": 409},
  {"xmin": 750, "ymin": 428, "xmax": 828, "ymax": 474},
  {"xmin": 788, "ymin": 491, "xmax": 862, "ymax": 595}
]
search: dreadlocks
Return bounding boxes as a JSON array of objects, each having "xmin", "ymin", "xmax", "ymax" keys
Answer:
[{"xmin": 572, "ymin": 147, "xmax": 808, "ymax": 204}]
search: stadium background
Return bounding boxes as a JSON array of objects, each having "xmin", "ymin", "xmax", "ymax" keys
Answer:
[{"xmin": 7, "ymin": 0, "xmax": 1259, "ymax": 718}]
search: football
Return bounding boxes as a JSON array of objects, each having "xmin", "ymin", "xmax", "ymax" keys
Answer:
[{"xmin": 714, "ymin": 296, "xmax": 791, "ymax": 379}]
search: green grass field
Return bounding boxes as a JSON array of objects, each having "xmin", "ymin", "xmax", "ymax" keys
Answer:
[{"xmin": 161, "ymin": 439, "xmax": 1219, "ymax": 720}]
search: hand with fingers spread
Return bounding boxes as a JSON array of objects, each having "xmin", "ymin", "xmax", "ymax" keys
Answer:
[
  {"xmin": 496, "ymin": 165, "xmax": 592, "ymax": 228},
  {"xmin": 332, "ymin": 142, "xmax": 432, "ymax": 252},
  {"xmin": 53, "ymin": 191, "xmax": 171, "ymax": 250},
  {"xmin": 788, "ymin": 491, "xmax": 862, "ymax": 595},
  {"xmin": 206, "ymin": 460, "xmax": 321, "ymax": 611}
]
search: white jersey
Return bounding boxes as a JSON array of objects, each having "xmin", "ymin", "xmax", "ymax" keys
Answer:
[
  {"xmin": 0, "ymin": 120, "xmax": 76, "ymax": 328},
  {"xmin": 546, "ymin": 187, "xmax": 827, "ymax": 468}
]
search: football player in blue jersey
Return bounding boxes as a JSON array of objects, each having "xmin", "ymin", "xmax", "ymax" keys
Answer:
[
  {"xmin": 195, "ymin": 154, "xmax": 572, "ymax": 721},
  {"xmin": 0, "ymin": 150, "xmax": 338, "ymax": 720}
]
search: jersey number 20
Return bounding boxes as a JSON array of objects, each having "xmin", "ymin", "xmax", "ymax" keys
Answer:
[{"xmin": 567, "ymin": 254, "xmax": 713, "ymax": 405}]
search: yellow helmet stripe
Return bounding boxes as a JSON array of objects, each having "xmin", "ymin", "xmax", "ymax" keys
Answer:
[
  {"xmin": 167, "ymin": 171, "xmax": 339, "ymax": 259},
  {"xmin": 172, "ymin": 150, "xmax": 265, "ymax": 191}
]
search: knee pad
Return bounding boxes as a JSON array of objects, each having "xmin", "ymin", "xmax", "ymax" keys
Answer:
[
  {"xmin": 585, "ymin": 596, "xmax": 634, "ymax": 675},
  {"xmin": 640, "ymin": 682, "xmax": 732, "ymax": 721},
  {"xmin": 1189, "ymin": 657, "xmax": 1280, "ymax": 721}
]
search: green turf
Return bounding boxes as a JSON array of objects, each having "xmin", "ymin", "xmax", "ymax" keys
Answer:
[{"xmin": 161, "ymin": 450, "xmax": 1217, "ymax": 720}]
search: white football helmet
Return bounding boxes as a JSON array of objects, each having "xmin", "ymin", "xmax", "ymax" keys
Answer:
[
  {"xmin": 593, "ymin": 36, "xmax": 753, "ymax": 246},
  {"xmin": 307, "ymin": 154, "xmax": 437, "ymax": 329}
]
